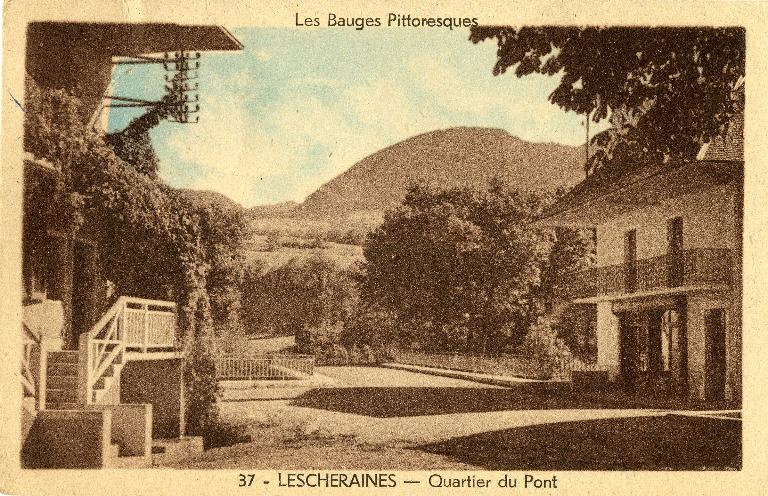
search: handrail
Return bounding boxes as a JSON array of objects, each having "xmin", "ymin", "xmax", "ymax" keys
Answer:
[
  {"xmin": 21, "ymin": 324, "xmax": 38, "ymax": 398},
  {"xmin": 79, "ymin": 296, "xmax": 177, "ymax": 404}
]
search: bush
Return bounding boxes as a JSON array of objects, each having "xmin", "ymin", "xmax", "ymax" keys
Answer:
[
  {"xmin": 517, "ymin": 319, "xmax": 576, "ymax": 379},
  {"xmin": 552, "ymin": 304, "xmax": 597, "ymax": 362},
  {"xmin": 183, "ymin": 338, "xmax": 220, "ymax": 437}
]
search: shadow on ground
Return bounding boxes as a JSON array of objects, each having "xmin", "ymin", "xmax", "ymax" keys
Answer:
[
  {"xmin": 289, "ymin": 385, "xmax": 738, "ymax": 418},
  {"xmin": 415, "ymin": 415, "xmax": 741, "ymax": 470}
]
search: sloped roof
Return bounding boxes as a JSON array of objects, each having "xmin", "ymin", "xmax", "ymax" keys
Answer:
[
  {"xmin": 537, "ymin": 158, "xmax": 741, "ymax": 227},
  {"xmin": 697, "ymin": 112, "xmax": 744, "ymax": 162},
  {"xmin": 538, "ymin": 106, "xmax": 744, "ymax": 226}
]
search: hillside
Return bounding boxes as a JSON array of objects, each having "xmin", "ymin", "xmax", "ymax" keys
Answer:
[
  {"xmin": 299, "ymin": 127, "xmax": 586, "ymax": 216},
  {"xmin": 247, "ymin": 201, "xmax": 299, "ymax": 218}
]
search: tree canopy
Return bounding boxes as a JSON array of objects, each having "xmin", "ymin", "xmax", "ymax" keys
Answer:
[
  {"xmin": 359, "ymin": 181, "xmax": 590, "ymax": 354},
  {"xmin": 469, "ymin": 26, "xmax": 745, "ymax": 173}
]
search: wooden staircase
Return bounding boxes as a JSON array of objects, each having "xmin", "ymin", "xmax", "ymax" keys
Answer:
[{"xmin": 22, "ymin": 296, "xmax": 179, "ymax": 468}]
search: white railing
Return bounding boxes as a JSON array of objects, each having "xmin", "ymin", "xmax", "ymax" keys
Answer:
[
  {"xmin": 555, "ymin": 356, "xmax": 606, "ymax": 381},
  {"xmin": 79, "ymin": 296, "xmax": 177, "ymax": 404},
  {"xmin": 22, "ymin": 323, "xmax": 38, "ymax": 399},
  {"xmin": 214, "ymin": 355, "xmax": 315, "ymax": 380},
  {"xmin": 121, "ymin": 298, "xmax": 176, "ymax": 351}
]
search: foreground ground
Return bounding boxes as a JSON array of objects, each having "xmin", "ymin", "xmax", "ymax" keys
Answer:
[{"xmin": 165, "ymin": 367, "xmax": 741, "ymax": 470}]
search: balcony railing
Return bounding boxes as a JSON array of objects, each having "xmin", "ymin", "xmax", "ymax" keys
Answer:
[{"xmin": 565, "ymin": 248, "xmax": 733, "ymax": 300}]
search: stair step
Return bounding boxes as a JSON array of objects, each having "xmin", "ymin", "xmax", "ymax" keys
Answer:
[
  {"xmin": 109, "ymin": 454, "xmax": 151, "ymax": 469},
  {"xmin": 47, "ymin": 362, "xmax": 78, "ymax": 377},
  {"xmin": 48, "ymin": 351, "xmax": 79, "ymax": 363},
  {"xmin": 47, "ymin": 375, "xmax": 78, "ymax": 390},
  {"xmin": 46, "ymin": 389, "xmax": 78, "ymax": 403}
]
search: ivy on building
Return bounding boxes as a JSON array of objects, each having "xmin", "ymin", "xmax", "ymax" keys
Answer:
[{"xmin": 24, "ymin": 77, "xmax": 245, "ymax": 437}]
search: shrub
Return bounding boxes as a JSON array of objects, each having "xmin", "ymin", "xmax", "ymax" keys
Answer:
[
  {"xmin": 517, "ymin": 319, "xmax": 576, "ymax": 379},
  {"xmin": 183, "ymin": 338, "xmax": 220, "ymax": 437}
]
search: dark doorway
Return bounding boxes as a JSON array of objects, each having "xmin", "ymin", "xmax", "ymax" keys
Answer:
[
  {"xmin": 71, "ymin": 241, "xmax": 97, "ymax": 347},
  {"xmin": 619, "ymin": 312, "xmax": 640, "ymax": 392},
  {"xmin": 704, "ymin": 309, "xmax": 727, "ymax": 401}
]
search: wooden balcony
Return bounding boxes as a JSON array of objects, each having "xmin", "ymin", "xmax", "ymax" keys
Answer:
[{"xmin": 565, "ymin": 248, "xmax": 733, "ymax": 300}]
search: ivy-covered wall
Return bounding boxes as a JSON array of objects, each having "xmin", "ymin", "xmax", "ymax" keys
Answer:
[{"xmin": 23, "ymin": 77, "xmax": 246, "ymax": 437}]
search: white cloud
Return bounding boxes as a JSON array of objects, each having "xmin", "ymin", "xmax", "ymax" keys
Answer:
[
  {"xmin": 344, "ymin": 78, "xmax": 444, "ymax": 138},
  {"xmin": 159, "ymin": 90, "xmax": 375, "ymax": 205},
  {"xmin": 409, "ymin": 58, "xmax": 505, "ymax": 115},
  {"xmin": 154, "ymin": 48, "xmax": 600, "ymax": 206}
]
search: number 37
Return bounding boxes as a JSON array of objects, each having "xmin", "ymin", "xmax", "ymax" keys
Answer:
[{"xmin": 239, "ymin": 474, "xmax": 256, "ymax": 487}]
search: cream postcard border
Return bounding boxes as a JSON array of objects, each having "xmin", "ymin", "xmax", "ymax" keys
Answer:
[{"xmin": 1, "ymin": 1, "xmax": 767, "ymax": 494}]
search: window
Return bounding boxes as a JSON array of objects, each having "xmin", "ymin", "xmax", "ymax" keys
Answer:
[{"xmin": 667, "ymin": 217, "xmax": 684, "ymax": 286}]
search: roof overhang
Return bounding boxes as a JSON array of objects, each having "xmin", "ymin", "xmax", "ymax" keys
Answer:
[
  {"xmin": 534, "ymin": 160, "xmax": 742, "ymax": 229},
  {"xmin": 27, "ymin": 22, "xmax": 243, "ymax": 57},
  {"xmin": 572, "ymin": 284, "xmax": 731, "ymax": 305}
]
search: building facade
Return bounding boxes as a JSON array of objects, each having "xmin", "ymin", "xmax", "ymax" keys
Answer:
[
  {"xmin": 21, "ymin": 22, "xmax": 242, "ymax": 468},
  {"xmin": 541, "ymin": 109, "xmax": 743, "ymax": 402}
]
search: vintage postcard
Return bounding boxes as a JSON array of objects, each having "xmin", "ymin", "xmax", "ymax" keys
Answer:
[{"xmin": 1, "ymin": 0, "xmax": 766, "ymax": 494}]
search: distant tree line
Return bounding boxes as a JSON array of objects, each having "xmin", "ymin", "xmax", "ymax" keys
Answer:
[{"xmin": 238, "ymin": 180, "xmax": 596, "ymax": 362}]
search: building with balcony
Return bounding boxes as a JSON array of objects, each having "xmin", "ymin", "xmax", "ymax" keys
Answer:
[
  {"xmin": 21, "ymin": 22, "xmax": 242, "ymax": 468},
  {"xmin": 540, "ymin": 97, "xmax": 743, "ymax": 402}
]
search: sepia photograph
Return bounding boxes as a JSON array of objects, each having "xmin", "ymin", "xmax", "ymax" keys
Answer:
[{"xmin": 1, "ymin": 1, "xmax": 764, "ymax": 494}]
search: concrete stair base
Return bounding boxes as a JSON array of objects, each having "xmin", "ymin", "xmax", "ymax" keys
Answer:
[
  {"xmin": 109, "ymin": 454, "xmax": 152, "ymax": 468},
  {"xmin": 151, "ymin": 437, "xmax": 204, "ymax": 465},
  {"xmin": 107, "ymin": 441, "xmax": 151, "ymax": 468}
]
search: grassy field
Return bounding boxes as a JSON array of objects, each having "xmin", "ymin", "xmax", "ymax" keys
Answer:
[
  {"xmin": 243, "ymin": 215, "xmax": 367, "ymax": 270},
  {"xmin": 243, "ymin": 236, "xmax": 364, "ymax": 269}
]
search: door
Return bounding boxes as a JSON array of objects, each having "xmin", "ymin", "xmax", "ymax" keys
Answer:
[
  {"xmin": 704, "ymin": 309, "xmax": 726, "ymax": 401},
  {"xmin": 619, "ymin": 312, "xmax": 640, "ymax": 392}
]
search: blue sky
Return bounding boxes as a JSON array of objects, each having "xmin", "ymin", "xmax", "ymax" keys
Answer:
[{"xmin": 109, "ymin": 27, "xmax": 599, "ymax": 207}]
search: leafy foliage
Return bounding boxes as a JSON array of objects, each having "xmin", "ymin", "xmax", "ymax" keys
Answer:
[
  {"xmin": 469, "ymin": 26, "xmax": 745, "ymax": 173},
  {"xmin": 24, "ymin": 78, "xmax": 245, "ymax": 438},
  {"xmin": 359, "ymin": 181, "xmax": 587, "ymax": 354},
  {"xmin": 517, "ymin": 319, "xmax": 575, "ymax": 379},
  {"xmin": 241, "ymin": 254, "xmax": 358, "ymax": 342}
]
